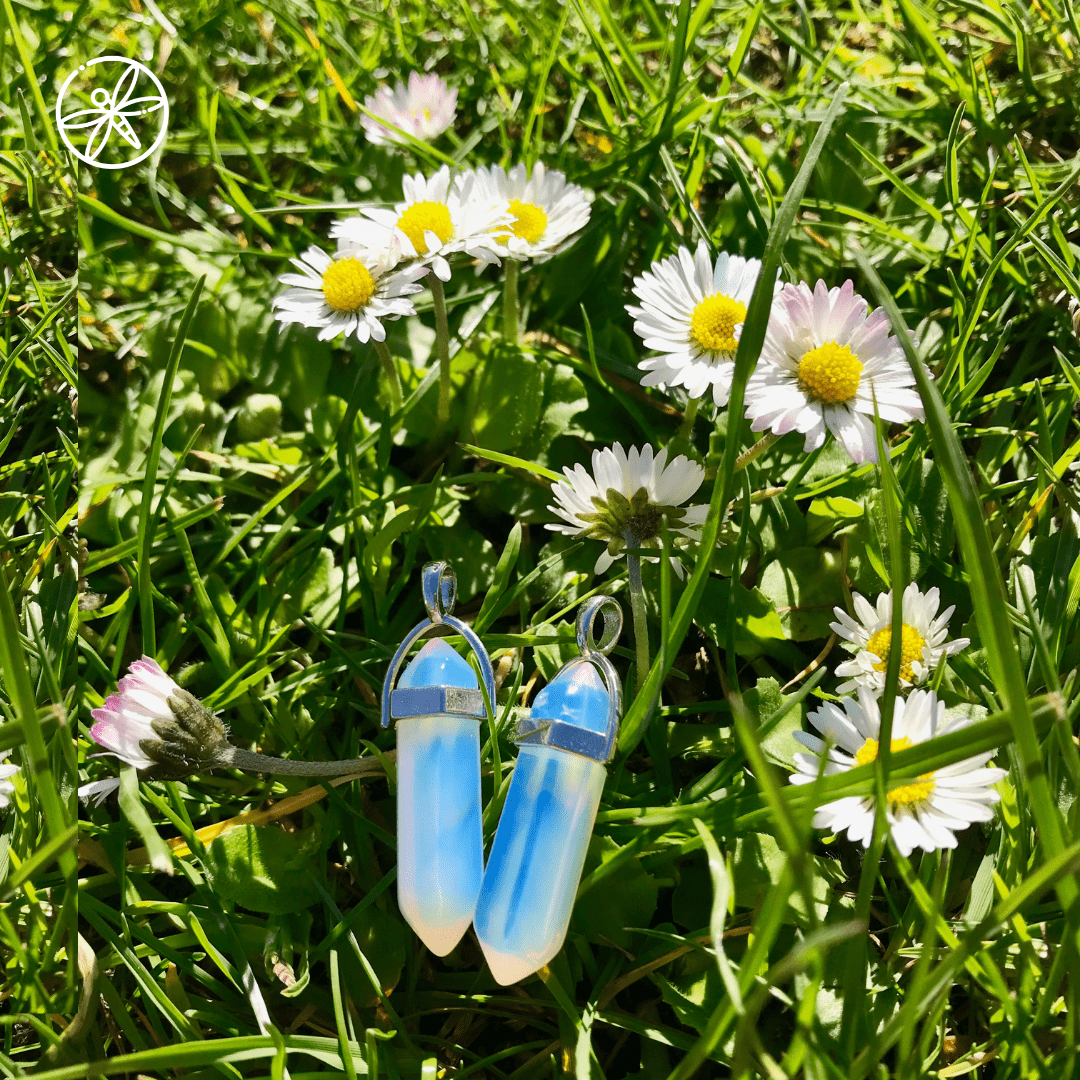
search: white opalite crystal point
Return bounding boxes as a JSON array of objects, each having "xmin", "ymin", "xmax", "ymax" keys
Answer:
[{"xmin": 394, "ymin": 638, "xmax": 483, "ymax": 956}]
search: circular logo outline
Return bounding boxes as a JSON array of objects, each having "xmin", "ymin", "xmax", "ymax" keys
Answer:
[{"xmin": 55, "ymin": 56, "xmax": 169, "ymax": 170}]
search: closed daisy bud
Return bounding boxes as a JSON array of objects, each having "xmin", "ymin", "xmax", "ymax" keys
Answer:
[
  {"xmin": 547, "ymin": 442, "xmax": 707, "ymax": 577},
  {"xmin": 744, "ymin": 279, "xmax": 924, "ymax": 464},
  {"xmin": 791, "ymin": 688, "xmax": 1006, "ymax": 857},
  {"xmin": 360, "ymin": 71, "xmax": 457, "ymax": 147},
  {"xmin": 830, "ymin": 581, "xmax": 970, "ymax": 694},
  {"xmin": 89, "ymin": 657, "xmax": 231, "ymax": 781},
  {"xmin": 85, "ymin": 658, "xmax": 391, "ymax": 797}
]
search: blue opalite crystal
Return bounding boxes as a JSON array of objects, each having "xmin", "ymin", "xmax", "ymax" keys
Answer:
[
  {"xmin": 399, "ymin": 638, "xmax": 478, "ymax": 690},
  {"xmin": 530, "ymin": 661, "xmax": 610, "ymax": 734},
  {"xmin": 473, "ymin": 659, "xmax": 612, "ymax": 984}
]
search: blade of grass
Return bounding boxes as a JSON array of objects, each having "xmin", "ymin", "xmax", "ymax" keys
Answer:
[{"xmin": 137, "ymin": 277, "xmax": 205, "ymax": 656}]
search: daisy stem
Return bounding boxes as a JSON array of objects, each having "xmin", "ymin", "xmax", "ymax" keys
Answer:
[
  {"xmin": 220, "ymin": 746, "xmax": 394, "ymax": 778},
  {"xmin": 429, "ymin": 272, "xmax": 452, "ymax": 427},
  {"xmin": 677, "ymin": 396, "xmax": 700, "ymax": 440},
  {"xmin": 735, "ymin": 431, "xmax": 779, "ymax": 471},
  {"xmin": 373, "ymin": 339, "xmax": 403, "ymax": 415},
  {"xmin": 503, "ymin": 259, "xmax": 520, "ymax": 344},
  {"xmin": 626, "ymin": 553, "xmax": 650, "ymax": 695}
]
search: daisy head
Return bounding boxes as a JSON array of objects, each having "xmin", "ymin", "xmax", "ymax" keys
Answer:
[
  {"xmin": 474, "ymin": 161, "xmax": 592, "ymax": 261},
  {"xmin": 547, "ymin": 442, "xmax": 708, "ymax": 576},
  {"xmin": 361, "ymin": 71, "xmax": 457, "ymax": 147},
  {"xmin": 272, "ymin": 230, "xmax": 427, "ymax": 344},
  {"xmin": 790, "ymin": 688, "xmax": 1006, "ymax": 857},
  {"xmin": 89, "ymin": 656, "xmax": 230, "ymax": 781},
  {"xmin": 744, "ymin": 279, "xmax": 923, "ymax": 464},
  {"xmin": 830, "ymin": 581, "xmax": 970, "ymax": 694},
  {"xmin": 0, "ymin": 750, "xmax": 20, "ymax": 810},
  {"xmin": 626, "ymin": 240, "xmax": 766, "ymax": 406},
  {"xmin": 334, "ymin": 166, "xmax": 510, "ymax": 282}
]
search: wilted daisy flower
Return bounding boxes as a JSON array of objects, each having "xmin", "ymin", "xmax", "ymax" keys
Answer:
[
  {"xmin": 790, "ymin": 688, "xmax": 1005, "ymax": 857},
  {"xmin": 333, "ymin": 165, "xmax": 510, "ymax": 281},
  {"xmin": 831, "ymin": 582, "xmax": 970, "ymax": 694},
  {"xmin": 473, "ymin": 161, "xmax": 592, "ymax": 261},
  {"xmin": 0, "ymin": 750, "xmax": 20, "ymax": 810},
  {"xmin": 89, "ymin": 656, "xmax": 230, "ymax": 780},
  {"xmin": 626, "ymin": 241, "xmax": 765, "ymax": 406},
  {"xmin": 272, "ymin": 231, "xmax": 427, "ymax": 343},
  {"xmin": 361, "ymin": 71, "xmax": 457, "ymax": 147},
  {"xmin": 547, "ymin": 442, "xmax": 708, "ymax": 575},
  {"xmin": 744, "ymin": 279, "xmax": 923, "ymax": 464},
  {"xmin": 84, "ymin": 659, "xmax": 387, "ymax": 798}
]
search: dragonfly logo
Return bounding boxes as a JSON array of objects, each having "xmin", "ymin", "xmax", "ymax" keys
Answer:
[{"xmin": 55, "ymin": 56, "xmax": 169, "ymax": 169}]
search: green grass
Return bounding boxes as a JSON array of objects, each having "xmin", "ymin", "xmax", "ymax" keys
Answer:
[
  {"xmin": 3, "ymin": 0, "xmax": 1080, "ymax": 1075},
  {"xmin": 0, "ymin": 149, "xmax": 79, "ymax": 1049}
]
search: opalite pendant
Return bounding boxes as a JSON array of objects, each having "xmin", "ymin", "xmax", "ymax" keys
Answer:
[
  {"xmin": 474, "ymin": 596, "xmax": 623, "ymax": 985},
  {"xmin": 383, "ymin": 563, "xmax": 495, "ymax": 956}
]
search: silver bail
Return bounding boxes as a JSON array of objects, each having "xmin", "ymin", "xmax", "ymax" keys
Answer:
[
  {"xmin": 381, "ymin": 561, "xmax": 496, "ymax": 726},
  {"xmin": 515, "ymin": 595, "xmax": 624, "ymax": 762}
]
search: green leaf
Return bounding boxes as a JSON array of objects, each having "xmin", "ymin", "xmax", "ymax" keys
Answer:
[
  {"xmin": 337, "ymin": 907, "xmax": 408, "ymax": 1008},
  {"xmin": 205, "ymin": 824, "xmax": 323, "ymax": 914},
  {"xmin": 806, "ymin": 497, "xmax": 864, "ymax": 546},
  {"xmin": 758, "ymin": 548, "xmax": 846, "ymax": 641},
  {"xmin": 573, "ymin": 835, "xmax": 659, "ymax": 948}
]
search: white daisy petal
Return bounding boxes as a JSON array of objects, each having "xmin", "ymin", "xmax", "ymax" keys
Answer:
[
  {"xmin": 744, "ymin": 279, "xmax": 925, "ymax": 464},
  {"xmin": 790, "ymin": 690, "xmax": 1003, "ymax": 856},
  {"xmin": 547, "ymin": 442, "xmax": 706, "ymax": 576},
  {"xmin": 830, "ymin": 584, "xmax": 970, "ymax": 693},
  {"xmin": 361, "ymin": 71, "xmax": 457, "ymax": 146},
  {"xmin": 273, "ymin": 231, "xmax": 427, "ymax": 344},
  {"xmin": 627, "ymin": 242, "xmax": 773, "ymax": 404}
]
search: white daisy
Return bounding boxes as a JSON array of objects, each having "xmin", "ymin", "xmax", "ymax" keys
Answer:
[
  {"xmin": 744, "ymin": 279, "xmax": 923, "ymax": 464},
  {"xmin": 0, "ymin": 750, "xmax": 20, "ymax": 810},
  {"xmin": 272, "ymin": 232, "xmax": 427, "ymax": 344},
  {"xmin": 360, "ymin": 71, "xmax": 457, "ymax": 147},
  {"xmin": 790, "ymin": 688, "xmax": 1006, "ymax": 857},
  {"xmin": 473, "ymin": 161, "xmax": 592, "ymax": 261},
  {"xmin": 625, "ymin": 241, "xmax": 766, "ymax": 406},
  {"xmin": 332, "ymin": 165, "xmax": 510, "ymax": 282},
  {"xmin": 547, "ymin": 442, "xmax": 708, "ymax": 576},
  {"xmin": 831, "ymin": 581, "xmax": 971, "ymax": 694}
]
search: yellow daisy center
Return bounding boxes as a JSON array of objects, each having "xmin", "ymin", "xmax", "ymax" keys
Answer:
[
  {"xmin": 503, "ymin": 199, "xmax": 548, "ymax": 244},
  {"xmin": 397, "ymin": 200, "xmax": 454, "ymax": 254},
  {"xmin": 689, "ymin": 294, "xmax": 747, "ymax": 354},
  {"xmin": 855, "ymin": 736, "xmax": 936, "ymax": 805},
  {"xmin": 321, "ymin": 258, "xmax": 376, "ymax": 313},
  {"xmin": 866, "ymin": 624, "xmax": 927, "ymax": 683},
  {"xmin": 797, "ymin": 340, "xmax": 863, "ymax": 404}
]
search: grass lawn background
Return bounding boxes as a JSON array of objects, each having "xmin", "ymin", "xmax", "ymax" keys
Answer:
[{"xmin": 2, "ymin": 0, "xmax": 1079, "ymax": 1075}]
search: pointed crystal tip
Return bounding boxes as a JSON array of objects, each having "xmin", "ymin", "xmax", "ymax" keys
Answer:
[
  {"xmin": 479, "ymin": 940, "xmax": 545, "ymax": 986},
  {"xmin": 530, "ymin": 661, "xmax": 610, "ymax": 735},
  {"xmin": 399, "ymin": 638, "xmax": 478, "ymax": 690},
  {"xmin": 410, "ymin": 914, "xmax": 473, "ymax": 957}
]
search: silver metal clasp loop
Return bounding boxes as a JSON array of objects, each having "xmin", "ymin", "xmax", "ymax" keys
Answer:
[
  {"xmin": 516, "ymin": 595, "xmax": 624, "ymax": 763},
  {"xmin": 381, "ymin": 562, "xmax": 497, "ymax": 727}
]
